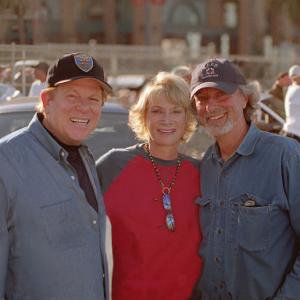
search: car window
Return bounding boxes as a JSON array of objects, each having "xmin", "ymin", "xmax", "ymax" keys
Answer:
[
  {"xmin": 88, "ymin": 111, "xmax": 137, "ymax": 159},
  {"xmin": 0, "ymin": 111, "xmax": 35, "ymax": 136}
]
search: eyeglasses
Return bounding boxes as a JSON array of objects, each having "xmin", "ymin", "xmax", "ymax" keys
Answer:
[{"xmin": 162, "ymin": 190, "xmax": 175, "ymax": 231}]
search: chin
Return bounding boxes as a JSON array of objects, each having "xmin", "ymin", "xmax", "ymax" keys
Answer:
[
  {"xmin": 69, "ymin": 129, "xmax": 92, "ymax": 140},
  {"xmin": 67, "ymin": 134, "xmax": 88, "ymax": 145},
  {"xmin": 156, "ymin": 139, "xmax": 181, "ymax": 148}
]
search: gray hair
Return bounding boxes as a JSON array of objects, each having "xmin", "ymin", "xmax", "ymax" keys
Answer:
[{"xmin": 239, "ymin": 80, "xmax": 261, "ymax": 122}]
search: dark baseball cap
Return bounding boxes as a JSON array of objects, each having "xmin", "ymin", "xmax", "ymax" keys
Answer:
[
  {"xmin": 190, "ymin": 58, "xmax": 246, "ymax": 98},
  {"xmin": 46, "ymin": 53, "xmax": 112, "ymax": 93}
]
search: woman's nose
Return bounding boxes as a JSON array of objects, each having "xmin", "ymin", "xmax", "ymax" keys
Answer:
[{"xmin": 161, "ymin": 111, "xmax": 172, "ymax": 123}]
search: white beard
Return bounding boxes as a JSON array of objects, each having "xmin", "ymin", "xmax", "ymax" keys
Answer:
[
  {"xmin": 200, "ymin": 108, "xmax": 235, "ymax": 137},
  {"xmin": 203, "ymin": 117, "xmax": 234, "ymax": 137}
]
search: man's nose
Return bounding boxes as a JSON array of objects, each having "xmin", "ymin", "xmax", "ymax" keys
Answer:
[
  {"xmin": 75, "ymin": 97, "xmax": 90, "ymax": 111},
  {"xmin": 204, "ymin": 97, "xmax": 218, "ymax": 112}
]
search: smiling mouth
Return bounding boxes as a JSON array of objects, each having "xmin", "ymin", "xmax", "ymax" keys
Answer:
[
  {"xmin": 70, "ymin": 118, "xmax": 90, "ymax": 125},
  {"xmin": 208, "ymin": 113, "xmax": 226, "ymax": 121},
  {"xmin": 158, "ymin": 129, "xmax": 176, "ymax": 133}
]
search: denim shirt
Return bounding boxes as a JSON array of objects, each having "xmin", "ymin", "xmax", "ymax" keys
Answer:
[
  {"xmin": 196, "ymin": 124, "xmax": 300, "ymax": 300},
  {"xmin": 0, "ymin": 114, "xmax": 112, "ymax": 300}
]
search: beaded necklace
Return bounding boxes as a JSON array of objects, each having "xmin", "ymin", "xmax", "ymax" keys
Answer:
[{"xmin": 144, "ymin": 143, "xmax": 181, "ymax": 231}]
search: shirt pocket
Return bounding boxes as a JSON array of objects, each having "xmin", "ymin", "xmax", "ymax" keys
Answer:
[
  {"xmin": 195, "ymin": 196, "xmax": 213, "ymax": 245},
  {"xmin": 234, "ymin": 194, "xmax": 272, "ymax": 252},
  {"xmin": 40, "ymin": 198, "xmax": 87, "ymax": 250}
]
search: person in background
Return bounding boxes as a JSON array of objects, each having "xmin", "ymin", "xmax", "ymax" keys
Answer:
[
  {"xmin": 263, "ymin": 71, "xmax": 291, "ymax": 120},
  {"xmin": 28, "ymin": 61, "xmax": 49, "ymax": 97},
  {"xmin": 97, "ymin": 72, "xmax": 202, "ymax": 300},
  {"xmin": 269, "ymin": 71, "xmax": 291, "ymax": 101},
  {"xmin": 0, "ymin": 53, "xmax": 113, "ymax": 300},
  {"xmin": 190, "ymin": 58, "xmax": 300, "ymax": 300},
  {"xmin": 171, "ymin": 65, "xmax": 192, "ymax": 85},
  {"xmin": 282, "ymin": 64, "xmax": 300, "ymax": 142}
]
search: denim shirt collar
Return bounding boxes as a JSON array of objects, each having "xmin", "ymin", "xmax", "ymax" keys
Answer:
[
  {"xmin": 28, "ymin": 113, "xmax": 89, "ymax": 161},
  {"xmin": 210, "ymin": 123, "xmax": 262, "ymax": 161}
]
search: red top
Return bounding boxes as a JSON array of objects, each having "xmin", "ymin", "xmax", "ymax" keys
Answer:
[{"xmin": 97, "ymin": 145, "xmax": 202, "ymax": 300}]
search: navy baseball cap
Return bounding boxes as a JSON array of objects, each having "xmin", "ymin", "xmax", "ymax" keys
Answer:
[
  {"xmin": 46, "ymin": 53, "xmax": 112, "ymax": 93},
  {"xmin": 190, "ymin": 58, "xmax": 246, "ymax": 98}
]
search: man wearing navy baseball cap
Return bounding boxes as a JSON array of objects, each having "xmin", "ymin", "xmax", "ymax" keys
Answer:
[
  {"xmin": 0, "ymin": 53, "xmax": 112, "ymax": 300},
  {"xmin": 190, "ymin": 58, "xmax": 300, "ymax": 300}
]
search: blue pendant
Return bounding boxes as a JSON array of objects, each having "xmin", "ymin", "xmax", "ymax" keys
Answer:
[
  {"xmin": 166, "ymin": 213, "xmax": 175, "ymax": 231},
  {"xmin": 163, "ymin": 193, "xmax": 172, "ymax": 210}
]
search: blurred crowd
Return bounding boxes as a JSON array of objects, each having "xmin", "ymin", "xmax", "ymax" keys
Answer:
[{"xmin": 1, "ymin": 58, "xmax": 300, "ymax": 141}]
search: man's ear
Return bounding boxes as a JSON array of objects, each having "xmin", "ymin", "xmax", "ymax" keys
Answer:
[
  {"xmin": 242, "ymin": 95, "xmax": 248, "ymax": 109},
  {"xmin": 40, "ymin": 90, "xmax": 49, "ymax": 107},
  {"xmin": 239, "ymin": 90, "xmax": 248, "ymax": 109},
  {"xmin": 40, "ymin": 90, "xmax": 53, "ymax": 114}
]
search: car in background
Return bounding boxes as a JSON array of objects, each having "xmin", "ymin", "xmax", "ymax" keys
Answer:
[
  {"xmin": 12, "ymin": 60, "xmax": 40, "ymax": 95},
  {"xmin": 0, "ymin": 97, "xmax": 137, "ymax": 160},
  {"xmin": 0, "ymin": 83, "xmax": 21, "ymax": 101},
  {"xmin": 0, "ymin": 96, "xmax": 214, "ymax": 159},
  {"xmin": 108, "ymin": 74, "xmax": 149, "ymax": 90},
  {"xmin": 254, "ymin": 91, "xmax": 285, "ymax": 134},
  {"xmin": 0, "ymin": 60, "xmax": 41, "ymax": 98}
]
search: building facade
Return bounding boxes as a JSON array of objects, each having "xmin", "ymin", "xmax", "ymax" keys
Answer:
[{"xmin": 0, "ymin": 0, "xmax": 299, "ymax": 55}]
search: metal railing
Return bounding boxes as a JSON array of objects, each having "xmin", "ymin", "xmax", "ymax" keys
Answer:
[{"xmin": 0, "ymin": 42, "xmax": 299, "ymax": 95}]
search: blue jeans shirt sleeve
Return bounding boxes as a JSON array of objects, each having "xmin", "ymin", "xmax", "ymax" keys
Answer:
[
  {"xmin": 274, "ymin": 146, "xmax": 300, "ymax": 299},
  {"xmin": 0, "ymin": 177, "xmax": 8, "ymax": 298}
]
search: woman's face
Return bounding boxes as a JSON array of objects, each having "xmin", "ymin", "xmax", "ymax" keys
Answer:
[{"xmin": 146, "ymin": 95, "xmax": 187, "ymax": 151}]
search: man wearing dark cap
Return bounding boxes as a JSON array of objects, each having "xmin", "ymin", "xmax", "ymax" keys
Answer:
[
  {"xmin": 190, "ymin": 58, "xmax": 300, "ymax": 300},
  {"xmin": 28, "ymin": 61, "xmax": 49, "ymax": 96},
  {"xmin": 0, "ymin": 53, "xmax": 113, "ymax": 300}
]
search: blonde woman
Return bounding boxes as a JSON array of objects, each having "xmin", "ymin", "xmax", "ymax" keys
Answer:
[{"xmin": 97, "ymin": 72, "xmax": 202, "ymax": 300}]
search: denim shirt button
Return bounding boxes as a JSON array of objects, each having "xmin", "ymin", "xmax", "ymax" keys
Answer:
[
  {"xmin": 214, "ymin": 256, "xmax": 220, "ymax": 263},
  {"xmin": 216, "ymin": 228, "xmax": 223, "ymax": 234},
  {"xmin": 219, "ymin": 281, "xmax": 225, "ymax": 289},
  {"xmin": 92, "ymin": 219, "xmax": 99, "ymax": 231}
]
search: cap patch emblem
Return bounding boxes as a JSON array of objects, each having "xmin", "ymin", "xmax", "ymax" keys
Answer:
[
  {"xmin": 74, "ymin": 54, "xmax": 93, "ymax": 72},
  {"xmin": 202, "ymin": 61, "xmax": 219, "ymax": 79}
]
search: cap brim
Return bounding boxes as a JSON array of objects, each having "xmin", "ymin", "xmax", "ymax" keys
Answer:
[
  {"xmin": 191, "ymin": 81, "xmax": 238, "ymax": 98},
  {"xmin": 54, "ymin": 76, "xmax": 113, "ymax": 94}
]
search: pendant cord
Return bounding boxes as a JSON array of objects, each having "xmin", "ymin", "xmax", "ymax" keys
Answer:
[{"xmin": 144, "ymin": 143, "xmax": 181, "ymax": 194}]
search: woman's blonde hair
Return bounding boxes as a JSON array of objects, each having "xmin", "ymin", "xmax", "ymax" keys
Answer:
[{"xmin": 129, "ymin": 72, "xmax": 197, "ymax": 143}]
